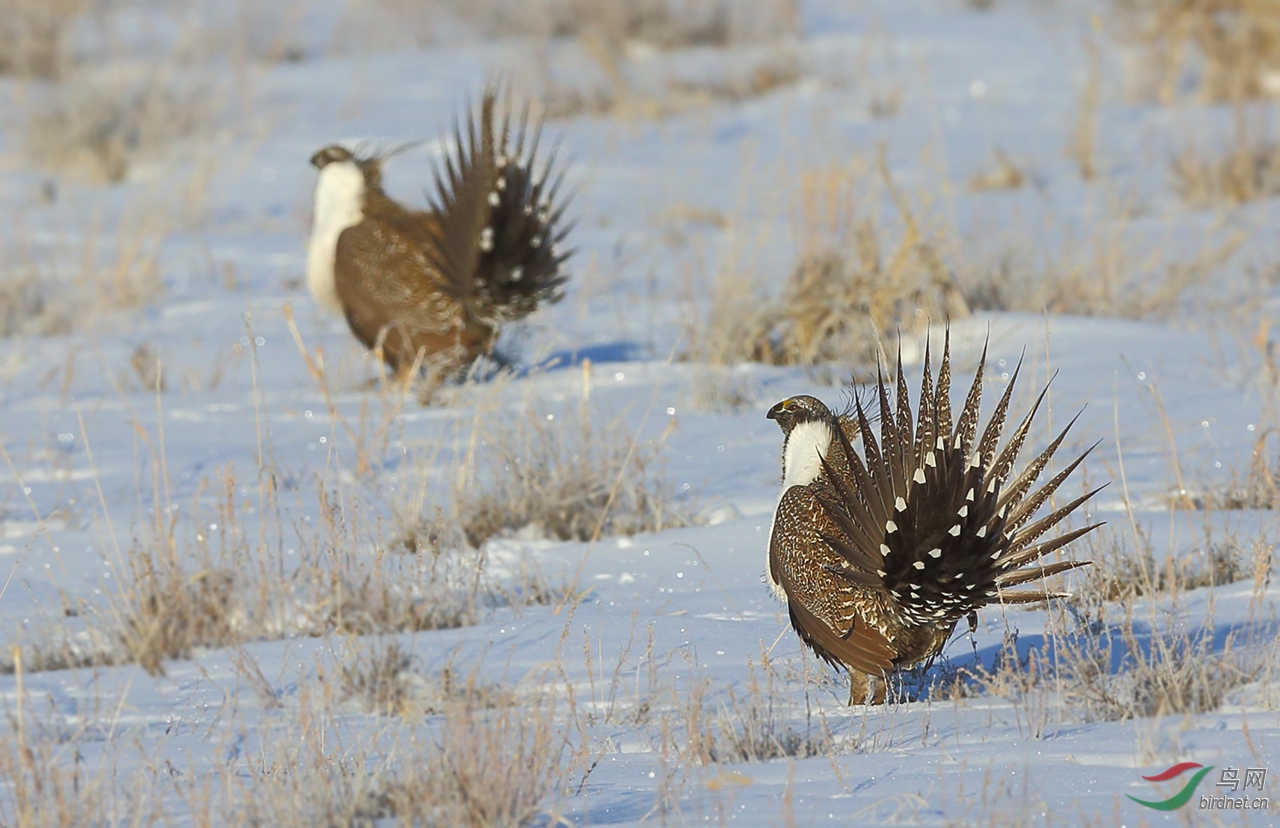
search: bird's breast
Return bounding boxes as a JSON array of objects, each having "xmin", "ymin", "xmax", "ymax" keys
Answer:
[{"xmin": 307, "ymin": 160, "xmax": 366, "ymax": 315}]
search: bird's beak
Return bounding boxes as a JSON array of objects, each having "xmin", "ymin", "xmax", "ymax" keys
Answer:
[
  {"xmin": 309, "ymin": 150, "xmax": 326, "ymax": 169},
  {"xmin": 766, "ymin": 401, "xmax": 787, "ymax": 421}
]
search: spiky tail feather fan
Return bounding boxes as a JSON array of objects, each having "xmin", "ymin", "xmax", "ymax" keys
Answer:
[
  {"xmin": 424, "ymin": 88, "xmax": 572, "ymax": 327},
  {"xmin": 818, "ymin": 330, "xmax": 1103, "ymax": 629}
]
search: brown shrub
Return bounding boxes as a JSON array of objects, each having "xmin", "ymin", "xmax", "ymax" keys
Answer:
[
  {"xmin": 0, "ymin": 0, "xmax": 90, "ymax": 78},
  {"xmin": 1106, "ymin": 0, "xmax": 1280, "ymax": 103},
  {"xmin": 454, "ymin": 404, "xmax": 694, "ymax": 548},
  {"xmin": 370, "ymin": 0, "xmax": 800, "ymax": 48},
  {"xmin": 687, "ymin": 153, "xmax": 969, "ymax": 370}
]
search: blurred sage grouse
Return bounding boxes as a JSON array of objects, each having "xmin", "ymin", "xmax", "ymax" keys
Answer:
[
  {"xmin": 766, "ymin": 331, "xmax": 1103, "ymax": 704},
  {"xmin": 306, "ymin": 89, "xmax": 571, "ymax": 386}
]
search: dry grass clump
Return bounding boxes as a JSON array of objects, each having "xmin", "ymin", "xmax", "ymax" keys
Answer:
[
  {"xmin": 691, "ymin": 157, "xmax": 1239, "ymax": 360},
  {"xmin": 0, "ymin": 0, "xmax": 90, "ymax": 79},
  {"xmin": 116, "ymin": 551, "xmax": 242, "ymax": 676},
  {"xmin": 105, "ymin": 531, "xmax": 498, "ymax": 677},
  {"xmin": 0, "ymin": 723, "xmax": 155, "ymax": 827},
  {"xmin": 212, "ymin": 690, "xmax": 572, "ymax": 826},
  {"xmin": 21, "ymin": 64, "xmax": 218, "ymax": 183},
  {"xmin": 0, "ymin": 210, "xmax": 167, "ymax": 338},
  {"xmin": 695, "ymin": 156, "xmax": 1239, "ymax": 332},
  {"xmin": 0, "ymin": 266, "xmax": 63, "ymax": 338},
  {"xmin": 967, "ymin": 149, "xmax": 1027, "ymax": 192},
  {"xmin": 1172, "ymin": 138, "xmax": 1280, "ymax": 206},
  {"xmin": 372, "ymin": 0, "xmax": 800, "ymax": 49},
  {"xmin": 1106, "ymin": 0, "xmax": 1280, "ymax": 102},
  {"xmin": 665, "ymin": 659, "xmax": 837, "ymax": 765},
  {"xmin": 1171, "ymin": 424, "xmax": 1280, "ymax": 512},
  {"xmin": 1083, "ymin": 529, "xmax": 1262, "ymax": 602},
  {"xmin": 338, "ymin": 642, "xmax": 515, "ymax": 717},
  {"xmin": 706, "ymin": 690, "xmax": 832, "ymax": 763},
  {"xmin": 532, "ymin": 42, "xmax": 802, "ymax": 121},
  {"xmin": 974, "ymin": 613, "xmax": 1272, "ymax": 723},
  {"xmin": 960, "ymin": 203, "xmax": 1240, "ymax": 319},
  {"xmin": 4, "ymin": 457, "xmax": 555, "ymax": 677},
  {"xmin": 1171, "ymin": 111, "xmax": 1280, "ymax": 207},
  {"xmin": 454, "ymin": 404, "xmax": 695, "ymax": 549},
  {"xmin": 107, "ymin": 544, "xmax": 483, "ymax": 677},
  {"xmin": 1059, "ymin": 623, "xmax": 1266, "ymax": 720},
  {"xmin": 688, "ymin": 155, "xmax": 969, "ymax": 370},
  {"xmin": 380, "ymin": 696, "xmax": 571, "ymax": 825},
  {"xmin": 685, "ymin": 366, "xmax": 758, "ymax": 412}
]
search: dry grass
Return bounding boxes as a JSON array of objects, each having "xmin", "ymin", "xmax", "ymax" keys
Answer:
[
  {"xmin": 1164, "ymin": 381, "xmax": 1280, "ymax": 507},
  {"xmin": 107, "ymin": 529, "xmax": 494, "ymax": 676},
  {"xmin": 453, "ymin": 403, "xmax": 695, "ymax": 549},
  {"xmin": 1082, "ymin": 526, "xmax": 1264, "ymax": 603},
  {"xmin": 358, "ymin": 0, "xmax": 804, "ymax": 121},
  {"xmin": 338, "ymin": 642, "xmax": 516, "ymax": 717},
  {"xmin": 2, "ymin": 455, "xmax": 556, "ymax": 677},
  {"xmin": 686, "ymin": 153, "xmax": 969, "ymax": 370},
  {"xmin": 956, "ymin": 512, "xmax": 1277, "ymax": 726},
  {"xmin": 1106, "ymin": 0, "xmax": 1280, "ymax": 103},
  {"xmin": 1069, "ymin": 34, "xmax": 1103, "ymax": 181},
  {"xmin": 1171, "ymin": 107, "xmax": 1280, "ymax": 206},
  {"xmin": 0, "ymin": 728, "xmax": 155, "ymax": 826},
  {"xmin": 987, "ymin": 615, "xmax": 1273, "ymax": 722},
  {"xmin": 685, "ymin": 366, "xmax": 759, "ymax": 412},
  {"xmin": 689, "ymin": 151, "xmax": 1244, "ymax": 372},
  {"xmin": 967, "ymin": 148, "xmax": 1027, "ymax": 192},
  {"xmin": 532, "ymin": 41, "xmax": 802, "ymax": 122},
  {"xmin": 217, "ymin": 682, "xmax": 573, "ymax": 826},
  {"xmin": 380, "ymin": 694, "xmax": 572, "ymax": 825},
  {"xmin": 0, "ymin": 209, "xmax": 167, "ymax": 338},
  {"xmin": 0, "ymin": 665, "xmax": 574, "ymax": 826},
  {"xmin": 19, "ymin": 64, "xmax": 219, "ymax": 184},
  {"xmin": 369, "ymin": 0, "xmax": 800, "ymax": 49},
  {"xmin": 661, "ymin": 657, "xmax": 838, "ymax": 766},
  {"xmin": 959, "ymin": 198, "xmax": 1242, "ymax": 319},
  {"xmin": 0, "ymin": 0, "xmax": 90, "ymax": 79}
]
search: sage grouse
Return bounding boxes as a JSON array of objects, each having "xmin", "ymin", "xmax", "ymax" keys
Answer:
[
  {"xmin": 306, "ymin": 90, "xmax": 571, "ymax": 385},
  {"xmin": 766, "ymin": 332, "xmax": 1102, "ymax": 703}
]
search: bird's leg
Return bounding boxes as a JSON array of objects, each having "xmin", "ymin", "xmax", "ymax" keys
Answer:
[
  {"xmin": 392, "ymin": 361, "xmax": 417, "ymax": 390},
  {"xmin": 484, "ymin": 348, "xmax": 514, "ymax": 372},
  {"xmin": 847, "ymin": 671, "xmax": 884, "ymax": 706},
  {"xmin": 398, "ymin": 346, "xmax": 429, "ymax": 390}
]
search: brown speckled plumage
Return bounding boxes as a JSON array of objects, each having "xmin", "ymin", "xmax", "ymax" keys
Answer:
[
  {"xmin": 311, "ymin": 89, "xmax": 571, "ymax": 384},
  {"xmin": 767, "ymin": 330, "xmax": 1103, "ymax": 703}
]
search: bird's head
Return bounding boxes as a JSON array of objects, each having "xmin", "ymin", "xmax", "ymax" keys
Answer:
[
  {"xmin": 310, "ymin": 144, "xmax": 383, "ymax": 188},
  {"xmin": 769, "ymin": 395, "xmax": 837, "ymax": 489},
  {"xmin": 766, "ymin": 395, "xmax": 833, "ymax": 436},
  {"xmin": 310, "ymin": 144, "xmax": 354, "ymax": 169}
]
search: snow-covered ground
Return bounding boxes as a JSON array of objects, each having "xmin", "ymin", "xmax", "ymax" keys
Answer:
[{"xmin": 0, "ymin": 0, "xmax": 1278, "ymax": 823}]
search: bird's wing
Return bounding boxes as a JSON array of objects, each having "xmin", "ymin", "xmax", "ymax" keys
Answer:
[
  {"xmin": 334, "ymin": 218, "xmax": 459, "ymax": 350},
  {"xmin": 770, "ymin": 484, "xmax": 895, "ymax": 676}
]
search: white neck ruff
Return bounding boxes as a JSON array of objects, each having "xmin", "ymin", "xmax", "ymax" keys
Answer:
[
  {"xmin": 306, "ymin": 160, "xmax": 365, "ymax": 315},
  {"xmin": 781, "ymin": 420, "xmax": 833, "ymax": 489},
  {"xmin": 767, "ymin": 419, "xmax": 834, "ymax": 600}
]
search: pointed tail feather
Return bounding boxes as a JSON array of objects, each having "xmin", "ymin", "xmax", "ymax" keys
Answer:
[
  {"xmin": 424, "ymin": 87, "xmax": 572, "ymax": 326},
  {"xmin": 816, "ymin": 327, "xmax": 1100, "ymax": 630}
]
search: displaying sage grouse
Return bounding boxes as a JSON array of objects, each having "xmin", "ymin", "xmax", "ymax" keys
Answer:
[
  {"xmin": 306, "ymin": 89, "xmax": 571, "ymax": 386},
  {"xmin": 766, "ymin": 331, "xmax": 1102, "ymax": 703}
]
